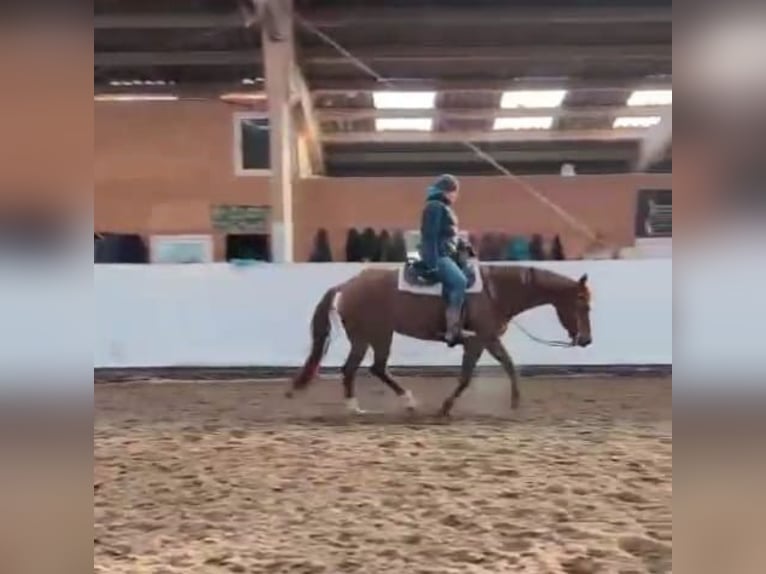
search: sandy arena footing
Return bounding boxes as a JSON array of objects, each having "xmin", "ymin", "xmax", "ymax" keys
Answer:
[{"xmin": 95, "ymin": 375, "xmax": 672, "ymax": 574}]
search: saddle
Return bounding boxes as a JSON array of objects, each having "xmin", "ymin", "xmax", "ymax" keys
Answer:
[
  {"xmin": 399, "ymin": 256, "xmax": 483, "ymax": 295},
  {"xmin": 403, "ymin": 258, "xmax": 441, "ymax": 287}
]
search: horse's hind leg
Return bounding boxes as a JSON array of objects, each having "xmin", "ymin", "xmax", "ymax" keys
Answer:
[
  {"xmin": 369, "ymin": 334, "xmax": 417, "ymax": 411},
  {"xmin": 342, "ymin": 340, "xmax": 369, "ymax": 414}
]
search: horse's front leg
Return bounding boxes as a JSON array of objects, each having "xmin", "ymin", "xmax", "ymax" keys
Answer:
[
  {"xmin": 485, "ymin": 338, "xmax": 521, "ymax": 409},
  {"xmin": 439, "ymin": 338, "xmax": 484, "ymax": 417}
]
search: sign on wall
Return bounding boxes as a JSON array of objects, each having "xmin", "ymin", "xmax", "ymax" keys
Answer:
[{"xmin": 211, "ymin": 205, "xmax": 270, "ymax": 234}]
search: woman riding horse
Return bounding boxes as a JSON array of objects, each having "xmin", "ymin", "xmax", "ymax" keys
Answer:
[
  {"xmin": 287, "ymin": 178, "xmax": 594, "ymax": 417},
  {"xmin": 419, "ymin": 174, "xmax": 471, "ymax": 346}
]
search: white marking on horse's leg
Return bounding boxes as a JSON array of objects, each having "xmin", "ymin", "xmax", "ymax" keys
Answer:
[
  {"xmin": 330, "ymin": 291, "xmax": 344, "ymax": 333},
  {"xmin": 401, "ymin": 389, "xmax": 418, "ymax": 411},
  {"xmin": 345, "ymin": 397, "xmax": 365, "ymax": 414}
]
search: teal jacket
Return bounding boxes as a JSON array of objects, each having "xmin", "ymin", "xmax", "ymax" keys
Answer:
[{"xmin": 419, "ymin": 186, "xmax": 459, "ymax": 269}]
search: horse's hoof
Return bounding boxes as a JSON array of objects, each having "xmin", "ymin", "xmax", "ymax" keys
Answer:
[
  {"xmin": 345, "ymin": 398, "xmax": 366, "ymax": 415},
  {"xmin": 285, "ymin": 390, "xmax": 294, "ymax": 399},
  {"xmin": 438, "ymin": 403, "xmax": 454, "ymax": 418},
  {"xmin": 511, "ymin": 396, "xmax": 521, "ymax": 410},
  {"xmin": 401, "ymin": 390, "xmax": 418, "ymax": 412}
]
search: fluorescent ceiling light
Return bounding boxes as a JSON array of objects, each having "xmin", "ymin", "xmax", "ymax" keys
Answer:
[
  {"xmin": 220, "ymin": 92, "xmax": 267, "ymax": 101},
  {"xmin": 375, "ymin": 118, "xmax": 433, "ymax": 131},
  {"xmin": 94, "ymin": 94, "xmax": 179, "ymax": 102},
  {"xmin": 372, "ymin": 91, "xmax": 436, "ymax": 109},
  {"xmin": 613, "ymin": 115, "xmax": 662, "ymax": 128},
  {"xmin": 493, "ymin": 116, "xmax": 554, "ymax": 130},
  {"xmin": 627, "ymin": 89, "xmax": 672, "ymax": 106},
  {"xmin": 500, "ymin": 90, "xmax": 567, "ymax": 109}
]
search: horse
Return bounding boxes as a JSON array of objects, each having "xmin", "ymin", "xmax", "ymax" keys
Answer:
[{"xmin": 286, "ymin": 260, "xmax": 592, "ymax": 417}]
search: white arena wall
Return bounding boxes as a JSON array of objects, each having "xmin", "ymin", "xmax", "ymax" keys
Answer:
[{"xmin": 92, "ymin": 260, "xmax": 672, "ymax": 369}]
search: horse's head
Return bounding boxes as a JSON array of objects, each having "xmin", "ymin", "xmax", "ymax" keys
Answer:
[{"xmin": 554, "ymin": 274, "xmax": 592, "ymax": 347}]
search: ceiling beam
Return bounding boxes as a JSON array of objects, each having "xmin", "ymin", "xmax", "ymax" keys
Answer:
[
  {"xmin": 92, "ymin": 77, "xmax": 671, "ymax": 97},
  {"xmin": 317, "ymin": 105, "xmax": 668, "ymax": 121},
  {"xmin": 94, "ymin": 13, "xmax": 247, "ymax": 30},
  {"xmin": 94, "ymin": 50, "xmax": 262, "ymax": 67},
  {"xmin": 310, "ymin": 77, "xmax": 672, "ymax": 93},
  {"xmin": 322, "ymin": 129, "xmax": 646, "ymax": 144},
  {"xmin": 93, "ymin": 6, "xmax": 671, "ymax": 30},
  {"xmin": 302, "ymin": 7, "xmax": 672, "ymax": 27},
  {"xmin": 291, "ymin": 67, "xmax": 325, "ymax": 174},
  {"xmin": 305, "ymin": 45, "xmax": 670, "ymax": 66},
  {"xmin": 636, "ymin": 106, "xmax": 672, "ymax": 170},
  {"xmin": 328, "ymin": 148, "xmax": 634, "ymax": 164}
]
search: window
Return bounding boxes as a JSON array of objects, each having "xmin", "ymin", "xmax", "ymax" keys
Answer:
[
  {"xmin": 635, "ymin": 189, "xmax": 672, "ymax": 238},
  {"xmin": 233, "ymin": 112, "xmax": 270, "ymax": 175},
  {"xmin": 150, "ymin": 235, "xmax": 213, "ymax": 264},
  {"xmin": 226, "ymin": 234, "xmax": 271, "ymax": 262},
  {"xmin": 95, "ymin": 233, "xmax": 149, "ymax": 263}
]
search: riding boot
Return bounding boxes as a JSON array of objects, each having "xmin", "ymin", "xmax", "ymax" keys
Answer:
[{"xmin": 444, "ymin": 305, "xmax": 468, "ymax": 347}]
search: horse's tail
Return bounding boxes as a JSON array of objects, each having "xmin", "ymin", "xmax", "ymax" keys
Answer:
[{"xmin": 287, "ymin": 286, "xmax": 338, "ymax": 396}]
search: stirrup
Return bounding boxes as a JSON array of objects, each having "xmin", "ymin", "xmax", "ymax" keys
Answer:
[{"xmin": 443, "ymin": 328, "xmax": 476, "ymax": 347}]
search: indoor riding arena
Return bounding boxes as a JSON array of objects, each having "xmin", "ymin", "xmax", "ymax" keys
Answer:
[{"xmin": 94, "ymin": 1, "xmax": 672, "ymax": 573}]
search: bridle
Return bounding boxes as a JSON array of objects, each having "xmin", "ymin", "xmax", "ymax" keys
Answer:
[{"xmin": 499, "ymin": 266, "xmax": 586, "ymax": 348}]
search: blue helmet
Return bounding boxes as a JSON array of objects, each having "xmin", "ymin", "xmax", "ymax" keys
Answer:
[{"xmin": 433, "ymin": 174, "xmax": 459, "ymax": 193}]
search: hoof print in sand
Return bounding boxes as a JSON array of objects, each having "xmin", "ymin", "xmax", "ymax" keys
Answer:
[
  {"xmin": 561, "ymin": 555, "xmax": 604, "ymax": 574},
  {"xmin": 619, "ymin": 535, "xmax": 671, "ymax": 573}
]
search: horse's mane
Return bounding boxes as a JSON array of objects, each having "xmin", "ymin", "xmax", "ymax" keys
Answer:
[
  {"xmin": 489, "ymin": 265, "xmax": 581, "ymax": 296},
  {"xmin": 530, "ymin": 267, "xmax": 579, "ymax": 291}
]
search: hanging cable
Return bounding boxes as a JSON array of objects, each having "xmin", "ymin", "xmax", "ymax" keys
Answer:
[{"xmin": 295, "ymin": 13, "xmax": 599, "ymax": 243}]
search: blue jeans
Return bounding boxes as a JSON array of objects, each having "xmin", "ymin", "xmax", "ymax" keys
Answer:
[{"xmin": 436, "ymin": 256, "xmax": 468, "ymax": 308}]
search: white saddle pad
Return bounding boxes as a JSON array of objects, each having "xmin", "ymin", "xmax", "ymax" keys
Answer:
[{"xmin": 397, "ymin": 260, "xmax": 484, "ymax": 296}]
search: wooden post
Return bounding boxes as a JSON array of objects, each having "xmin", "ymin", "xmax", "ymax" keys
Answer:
[{"xmin": 262, "ymin": 0, "xmax": 295, "ymax": 262}]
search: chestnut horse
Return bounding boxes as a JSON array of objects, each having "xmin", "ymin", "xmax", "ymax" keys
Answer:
[{"xmin": 287, "ymin": 264, "xmax": 592, "ymax": 416}]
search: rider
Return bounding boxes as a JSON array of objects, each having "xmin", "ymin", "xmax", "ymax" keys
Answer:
[{"xmin": 418, "ymin": 174, "xmax": 471, "ymax": 347}]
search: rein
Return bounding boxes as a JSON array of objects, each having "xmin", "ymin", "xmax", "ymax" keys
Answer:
[{"xmin": 510, "ymin": 319, "xmax": 574, "ymax": 348}]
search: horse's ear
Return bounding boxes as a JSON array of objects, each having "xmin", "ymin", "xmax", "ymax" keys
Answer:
[{"xmin": 578, "ymin": 273, "xmax": 588, "ymax": 286}]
